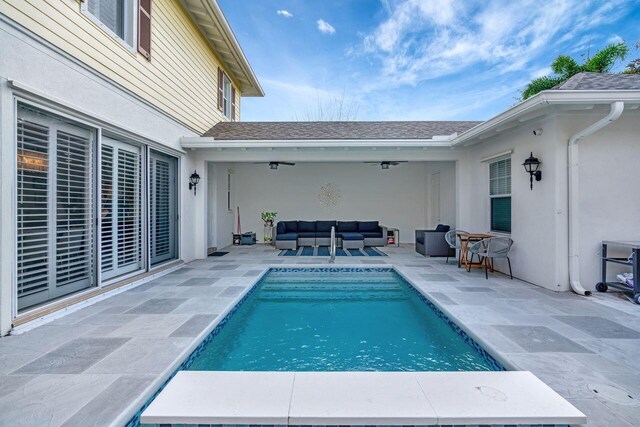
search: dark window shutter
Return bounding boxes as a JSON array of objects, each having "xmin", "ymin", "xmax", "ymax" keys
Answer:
[
  {"xmin": 231, "ymin": 86, "xmax": 236, "ymax": 121},
  {"xmin": 138, "ymin": 0, "xmax": 152, "ymax": 59},
  {"xmin": 217, "ymin": 67, "xmax": 224, "ymax": 112}
]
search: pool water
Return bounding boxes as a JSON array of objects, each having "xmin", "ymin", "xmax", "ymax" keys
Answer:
[{"xmin": 187, "ymin": 269, "xmax": 498, "ymax": 372}]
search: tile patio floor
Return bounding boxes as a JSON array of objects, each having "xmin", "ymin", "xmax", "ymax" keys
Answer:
[{"xmin": 0, "ymin": 244, "xmax": 638, "ymax": 427}]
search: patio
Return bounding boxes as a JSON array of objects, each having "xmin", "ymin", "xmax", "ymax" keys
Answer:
[{"xmin": 0, "ymin": 244, "xmax": 638, "ymax": 426}]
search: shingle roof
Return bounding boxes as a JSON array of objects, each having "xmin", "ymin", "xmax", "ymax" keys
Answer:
[
  {"xmin": 554, "ymin": 72, "xmax": 640, "ymax": 90},
  {"xmin": 203, "ymin": 121, "xmax": 482, "ymax": 140}
]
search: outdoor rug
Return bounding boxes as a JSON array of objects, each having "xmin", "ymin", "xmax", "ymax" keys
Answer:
[
  {"xmin": 279, "ymin": 246, "xmax": 387, "ymax": 257},
  {"xmin": 208, "ymin": 251, "xmax": 229, "ymax": 257}
]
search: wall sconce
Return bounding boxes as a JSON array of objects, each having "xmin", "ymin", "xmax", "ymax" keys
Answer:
[
  {"xmin": 522, "ymin": 152, "xmax": 542, "ymax": 190},
  {"xmin": 189, "ymin": 170, "xmax": 200, "ymax": 195}
]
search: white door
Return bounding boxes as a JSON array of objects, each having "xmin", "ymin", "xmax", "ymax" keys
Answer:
[
  {"xmin": 16, "ymin": 106, "xmax": 95, "ymax": 311},
  {"xmin": 430, "ymin": 172, "xmax": 441, "ymax": 227},
  {"xmin": 149, "ymin": 150, "xmax": 178, "ymax": 265},
  {"xmin": 100, "ymin": 137, "xmax": 143, "ymax": 281}
]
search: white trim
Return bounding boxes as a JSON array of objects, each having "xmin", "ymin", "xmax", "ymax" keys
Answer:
[
  {"xmin": 81, "ymin": 0, "xmax": 138, "ymax": 55},
  {"xmin": 180, "ymin": 137, "xmax": 453, "ymax": 149},
  {"xmin": 481, "ymin": 150, "xmax": 513, "ymax": 163},
  {"xmin": 10, "ymin": 80, "xmax": 186, "ymax": 155}
]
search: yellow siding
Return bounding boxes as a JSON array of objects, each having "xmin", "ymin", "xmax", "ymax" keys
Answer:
[{"xmin": 0, "ymin": 0, "xmax": 240, "ymax": 132}]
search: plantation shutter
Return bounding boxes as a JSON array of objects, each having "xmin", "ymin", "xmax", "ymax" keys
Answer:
[
  {"xmin": 138, "ymin": 0, "xmax": 152, "ymax": 59},
  {"xmin": 17, "ymin": 106, "xmax": 96, "ymax": 311},
  {"xmin": 55, "ymin": 128, "xmax": 93, "ymax": 289},
  {"xmin": 149, "ymin": 151, "xmax": 177, "ymax": 265},
  {"xmin": 117, "ymin": 148, "xmax": 142, "ymax": 267},
  {"xmin": 101, "ymin": 138, "xmax": 143, "ymax": 280},
  {"xmin": 231, "ymin": 86, "xmax": 236, "ymax": 121},
  {"xmin": 100, "ymin": 144, "xmax": 115, "ymax": 274},
  {"xmin": 217, "ymin": 67, "xmax": 224, "ymax": 111},
  {"xmin": 16, "ymin": 118, "xmax": 50, "ymax": 307}
]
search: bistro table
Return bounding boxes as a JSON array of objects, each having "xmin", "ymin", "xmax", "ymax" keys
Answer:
[{"xmin": 457, "ymin": 232, "xmax": 494, "ymax": 271}]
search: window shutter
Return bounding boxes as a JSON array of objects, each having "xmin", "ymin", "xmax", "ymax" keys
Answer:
[
  {"xmin": 217, "ymin": 67, "xmax": 224, "ymax": 111},
  {"xmin": 231, "ymin": 86, "xmax": 236, "ymax": 121},
  {"xmin": 138, "ymin": 0, "xmax": 152, "ymax": 59},
  {"xmin": 17, "ymin": 119, "xmax": 51, "ymax": 303}
]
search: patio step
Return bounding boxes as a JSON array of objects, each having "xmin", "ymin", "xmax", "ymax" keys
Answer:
[{"xmin": 141, "ymin": 371, "xmax": 587, "ymax": 426}]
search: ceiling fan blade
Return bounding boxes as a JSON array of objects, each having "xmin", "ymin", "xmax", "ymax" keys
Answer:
[{"xmin": 279, "ymin": 162, "xmax": 296, "ymax": 166}]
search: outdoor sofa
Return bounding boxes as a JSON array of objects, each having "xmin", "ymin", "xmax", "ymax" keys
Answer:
[
  {"xmin": 415, "ymin": 224, "xmax": 455, "ymax": 257},
  {"xmin": 275, "ymin": 220, "xmax": 387, "ymax": 250}
]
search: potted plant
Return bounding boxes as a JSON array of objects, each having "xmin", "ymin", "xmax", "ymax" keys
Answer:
[{"xmin": 261, "ymin": 211, "xmax": 277, "ymax": 226}]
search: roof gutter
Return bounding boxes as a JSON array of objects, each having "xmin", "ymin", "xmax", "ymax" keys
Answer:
[
  {"xmin": 451, "ymin": 90, "xmax": 640, "ymax": 146},
  {"xmin": 567, "ymin": 101, "xmax": 625, "ymax": 296}
]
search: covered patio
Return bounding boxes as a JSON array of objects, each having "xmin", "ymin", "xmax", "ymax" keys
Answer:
[{"xmin": 0, "ymin": 245, "xmax": 638, "ymax": 426}]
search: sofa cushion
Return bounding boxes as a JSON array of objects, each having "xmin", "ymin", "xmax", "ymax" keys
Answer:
[
  {"xmin": 435, "ymin": 224, "xmax": 450, "ymax": 232},
  {"xmin": 358, "ymin": 221, "xmax": 379, "ymax": 232},
  {"xmin": 315, "ymin": 232, "xmax": 331, "ymax": 238},
  {"xmin": 341, "ymin": 232, "xmax": 364, "ymax": 241},
  {"xmin": 297, "ymin": 232, "xmax": 316, "ymax": 238},
  {"xmin": 276, "ymin": 222, "xmax": 286, "ymax": 234},
  {"xmin": 283, "ymin": 221, "xmax": 298, "ymax": 233},
  {"xmin": 316, "ymin": 220, "xmax": 337, "ymax": 232},
  {"xmin": 337, "ymin": 221, "xmax": 358, "ymax": 232},
  {"xmin": 298, "ymin": 221, "xmax": 316, "ymax": 232},
  {"xmin": 361, "ymin": 232, "xmax": 383, "ymax": 239},
  {"xmin": 277, "ymin": 233, "xmax": 298, "ymax": 241}
]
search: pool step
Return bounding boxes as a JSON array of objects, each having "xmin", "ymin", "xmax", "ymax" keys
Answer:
[{"xmin": 141, "ymin": 371, "xmax": 587, "ymax": 426}]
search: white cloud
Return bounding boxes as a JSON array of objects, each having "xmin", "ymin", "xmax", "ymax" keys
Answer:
[
  {"xmin": 360, "ymin": 0, "xmax": 633, "ymax": 87},
  {"xmin": 276, "ymin": 10, "xmax": 293, "ymax": 18},
  {"xmin": 608, "ymin": 34, "xmax": 624, "ymax": 44},
  {"xmin": 317, "ymin": 19, "xmax": 336, "ymax": 35}
]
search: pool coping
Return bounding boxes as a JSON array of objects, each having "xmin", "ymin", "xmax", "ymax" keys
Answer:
[{"xmin": 119, "ymin": 264, "xmax": 580, "ymax": 426}]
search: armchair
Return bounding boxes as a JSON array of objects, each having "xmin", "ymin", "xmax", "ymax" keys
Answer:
[{"xmin": 415, "ymin": 224, "xmax": 455, "ymax": 257}]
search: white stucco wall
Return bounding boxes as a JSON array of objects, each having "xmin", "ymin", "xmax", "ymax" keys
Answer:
[
  {"xmin": 231, "ymin": 162, "xmax": 438, "ymax": 244},
  {"xmin": 0, "ymin": 20, "xmax": 198, "ymax": 334},
  {"xmin": 456, "ymin": 116, "xmax": 565, "ymax": 290},
  {"xmin": 424, "ymin": 162, "xmax": 457, "ymax": 228},
  {"xmin": 559, "ymin": 113, "xmax": 640, "ymax": 289}
]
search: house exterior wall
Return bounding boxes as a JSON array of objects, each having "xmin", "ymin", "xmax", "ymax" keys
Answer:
[
  {"xmin": 424, "ymin": 161, "xmax": 456, "ymax": 229},
  {"xmin": 457, "ymin": 109, "xmax": 640, "ymax": 292},
  {"xmin": 231, "ymin": 162, "xmax": 432, "ymax": 245},
  {"xmin": 0, "ymin": 0, "xmax": 240, "ymax": 132},
  {"xmin": 457, "ymin": 117, "xmax": 566, "ymax": 291},
  {"xmin": 559, "ymin": 113, "xmax": 640, "ymax": 290},
  {"xmin": 0, "ymin": 17, "xmax": 205, "ymax": 335}
]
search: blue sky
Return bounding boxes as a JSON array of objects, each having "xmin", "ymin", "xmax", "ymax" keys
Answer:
[{"xmin": 218, "ymin": 0, "xmax": 640, "ymax": 122}]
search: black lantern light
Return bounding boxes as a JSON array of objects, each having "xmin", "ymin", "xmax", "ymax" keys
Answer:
[
  {"xmin": 189, "ymin": 170, "xmax": 200, "ymax": 195},
  {"xmin": 522, "ymin": 152, "xmax": 542, "ymax": 190}
]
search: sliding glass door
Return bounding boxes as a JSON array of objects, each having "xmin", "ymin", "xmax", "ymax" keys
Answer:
[
  {"xmin": 16, "ymin": 105, "xmax": 95, "ymax": 311},
  {"xmin": 100, "ymin": 137, "xmax": 143, "ymax": 281},
  {"xmin": 149, "ymin": 150, "xmax": 178, "ymax": 266}
]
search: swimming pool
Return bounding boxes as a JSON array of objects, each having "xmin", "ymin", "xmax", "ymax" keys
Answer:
[{"xmin": 185, "ymin": 268, "xmax": 503, "ymax": 372}]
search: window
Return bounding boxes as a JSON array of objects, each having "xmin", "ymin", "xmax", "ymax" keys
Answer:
[
  {"xmin": 85, "ymin": 0, "xmax": 137, "ymax": 48},
  {"xmin": 149, "ymin": 151, "xmax": 178, "ymax": 266},
  {"xmin": 16, "ymin": 105, "xmax": 95, "ymax": 311},
  {"xmin": 217, "ymin": 68, "xmax": 236, "ymax": 120},
  {"xmin": 222, "ymin": 75, "xmax": 232, "ymax": 119},
  {"xmin": 489, "ymin": 158, "xmax": 511, "ymax": 233}
]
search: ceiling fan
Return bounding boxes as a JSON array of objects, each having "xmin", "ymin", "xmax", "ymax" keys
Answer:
[
  {"xmin": 365, "ymin": 161, "xmax": 407, "ymax": 169},
  {"xmin": 253, "ymin": 161, "xmax": 296, "ymax": 170}
]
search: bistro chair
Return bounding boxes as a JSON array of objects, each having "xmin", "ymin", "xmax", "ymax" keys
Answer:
[
  {"xmin": 468, "ymin": 237, "xmax": 514, "ymax": 279},
  {"xmin": 445, "ymin": 229, "xmax": 468, "ymax": 267}
]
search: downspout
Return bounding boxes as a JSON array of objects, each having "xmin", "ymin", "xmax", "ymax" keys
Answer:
[{"xmin": 567, "ymin": 101, "xmax": 624, "ymax": 295}]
